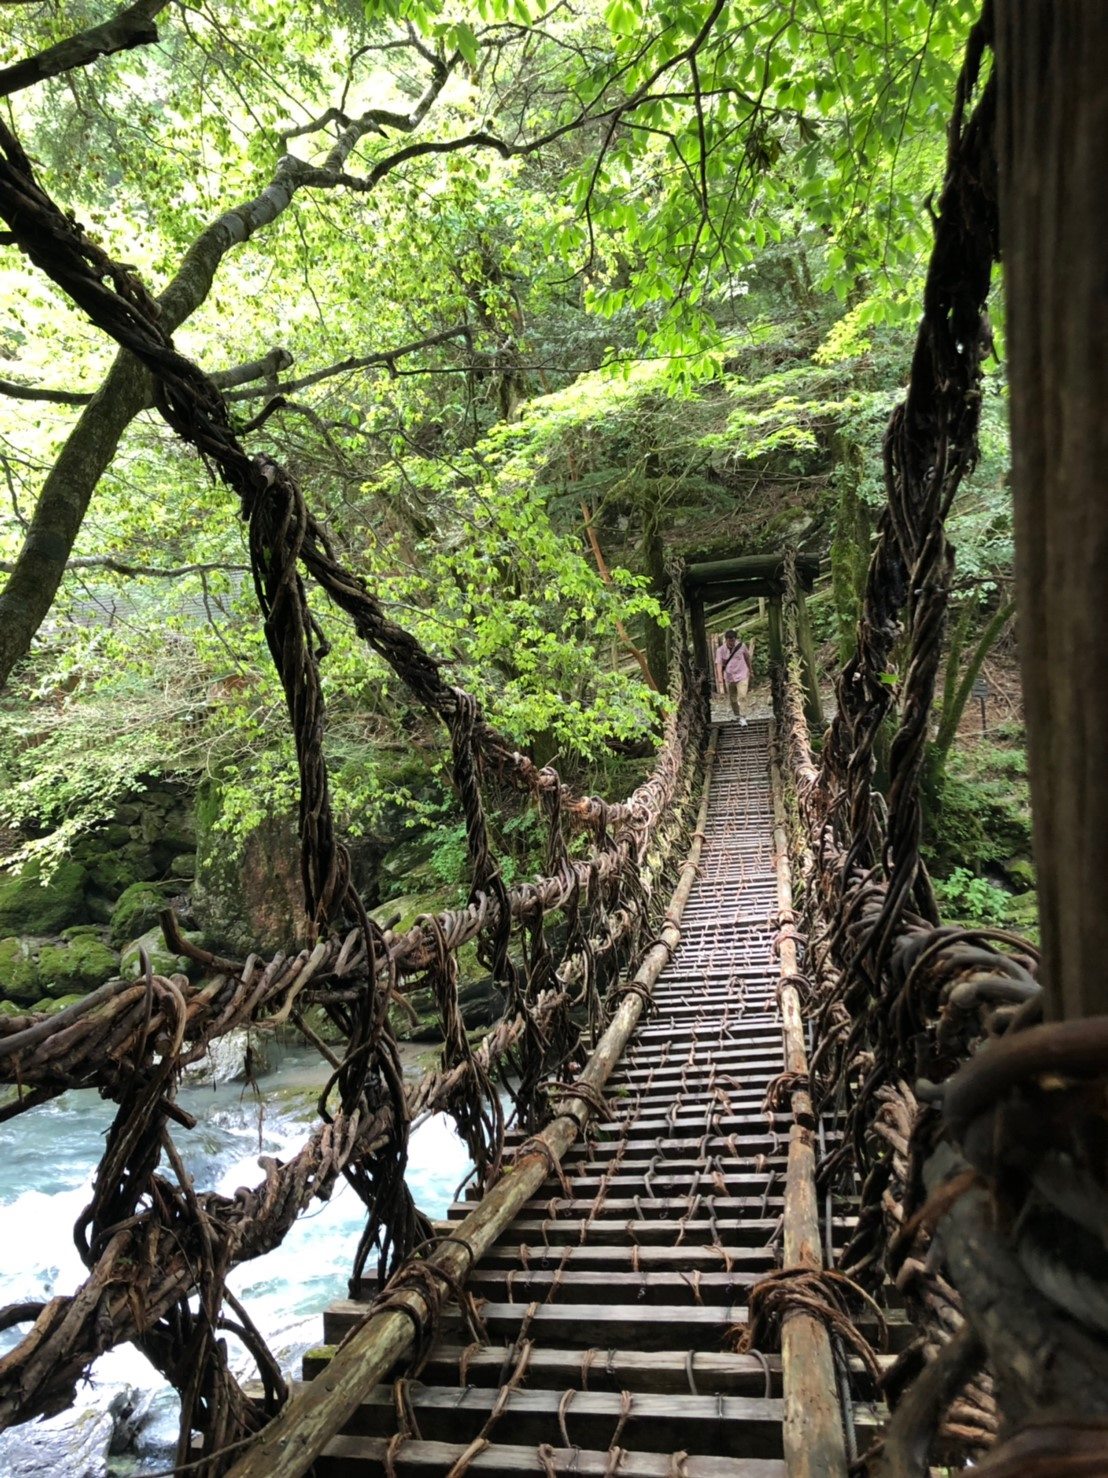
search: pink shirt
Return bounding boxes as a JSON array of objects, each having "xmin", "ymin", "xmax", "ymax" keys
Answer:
[{"xmin": 716, "ymin": 641, "xmax": 751, "ymax": 683}]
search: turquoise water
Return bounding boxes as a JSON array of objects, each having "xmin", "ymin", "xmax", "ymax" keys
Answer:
[{"xmin": 0, "ymin": 1044, "xmax": 474, "ymax": 1472}]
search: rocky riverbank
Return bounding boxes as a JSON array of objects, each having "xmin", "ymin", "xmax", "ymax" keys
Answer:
[{"xmin": 0, "ymin": 780, "xmax": 503, "ymax": 1038}]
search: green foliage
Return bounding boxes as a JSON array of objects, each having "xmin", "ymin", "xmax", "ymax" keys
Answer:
[
  {"xmin": 933, "ymin": 867, "xmax": 1013, "ymax": 927},
  {"xmin": 1, "ymin": 0, "xmax": 1021, "ymax": 933},
  {"xmin": 925, "ymin": 723, "xmax": 1035, "ymax": 936}
]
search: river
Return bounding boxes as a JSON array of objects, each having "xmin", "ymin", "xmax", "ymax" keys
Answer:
[{"xmin": 0, "ymin": 1044, "xmax": 473, "ymax": 1475}]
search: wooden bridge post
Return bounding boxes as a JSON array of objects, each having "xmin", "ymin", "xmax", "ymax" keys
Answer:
[
  {"xmin": 769, "ymin": 726, "xmax": 849, "ymax": 1478},
  {"xmin": 794, "ymin": 593, "xmax": 825, "ymax": 734},
  {"xmin": 690, "ymin": 591, "xmax": 708, "ymax": 674},
  {"xmin": 767, "ymin": 595, "xmax": 784, "ymax": 670},
  {"xmin": 996, "ymin": 2, "xmax": 1108, "ymax": 1022}
]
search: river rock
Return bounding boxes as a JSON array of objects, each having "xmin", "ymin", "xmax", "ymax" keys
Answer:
[
  {"xmin": 0, "ymin": 859, "xmax": 88, "ymax": 935},
  {"xmin": 119, "ymin": 926, "xmax": 191, "ymax": 979},
  {"xmin": 0, "ymin": 1401, "xmax": 114, "ymax": 1478},
  {"xmin": 185, "ymin": 1027, "xmax": 272, "ymax": 1085},
  {"xmin": 0, "ymin": 936, "xmax": 46, "ymax": 1003},
  {"xmin": 396, "ymin": 974, "xmax": 504, "ymax": 1042},
  {"xmin": 192, "ymin": 782, "xmax": 309, "ymax": 955},
  {"xmin": 36, "ymin": 933, "xmax": 118, "ymax": 995},
  {"xmin": 109, "ymin": 882, "xmax": 170, "ymax": 946}
]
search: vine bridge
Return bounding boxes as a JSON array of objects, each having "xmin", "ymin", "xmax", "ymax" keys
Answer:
[{"xmin": 0, "ymin": 43, "xmax": 1102, "ymax": 1478}]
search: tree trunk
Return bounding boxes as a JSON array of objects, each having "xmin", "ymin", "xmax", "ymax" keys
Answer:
[
  {"xmin": 994, "ymin": 1, "xmax": 1108, "ymax": 1021},
  {"xmin": 0, "ymin": 158, "xmax": 304, "ymax": 689},
  {"xmin": 641, "ymin": 505, "xmax": 667, "ymax": 690},
  {"xmin": 0, "ymin": 354, "xmax": 150, "ymax": 682},
  {"xmin": 579, "ymin": 501, "xmax": 657, "ymax": 690}
]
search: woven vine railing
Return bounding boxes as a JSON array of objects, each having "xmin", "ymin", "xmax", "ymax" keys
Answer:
[
  {"xmin": 771, "ymin": 9, "xmax": 1108, "ymax": 1473},
  {"xmin": 0, "ymin": 112, "xmax": 709, "ymax": 1474}
]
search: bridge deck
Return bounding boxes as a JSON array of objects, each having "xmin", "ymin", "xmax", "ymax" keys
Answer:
[{"xmin": 301, "ymin": 720, "xmax": 873, "ymax": 1474}]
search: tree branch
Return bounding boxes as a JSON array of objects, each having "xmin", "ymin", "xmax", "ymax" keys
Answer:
[
  {"xmin": 0, "ymin": 555, "xmax": 249, "ymax": 578},
  {"xmin": 223, "ymin": 326, "xmax": 472, "ymax": 400},
  {"xmin": 0, "ymin": 41, "xmax": 462, "ymax": 688},
  {"xmin": 0, "ymin": 0, "xmax": 169, "ymax": 98},
  {"xmin": 0, "ymin": 347, "xmax": 295, "ymax": 407},
  {"xmin": 580, "ymin": 499, "xmax": 659, "ymax": 691}
]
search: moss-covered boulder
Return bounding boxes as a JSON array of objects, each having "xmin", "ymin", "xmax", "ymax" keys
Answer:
[
  {"xmin": 109, "ymin": 883, "xmax": 170, "ymax": 947},
  {"xmin": 119, "ymin": 926, "xmax": 193, "ymax": 979},
  {"xmin": 36, "ymin": 934, "xmax": 119, "ymax": 996},
  {"xmin": 1003, "ymin": 856, "xmax": 1037, "ymax": 893},
  {"xmin": 1006, "ymin": 892, "xmax": 1039, "ymax": 930},
  {"xmin": 31, "ymin": 993, "xmax": 85, "ymax": 1016},
  {"xmin": 0, "ymin": 860, "xmax": 88, "ymax": 935},
  {"xmin": 192, "ymin": 781, "xmax": 308, "ymax": 955},
  {"xmin": 0, "ymin": 936, "xmax": 45, "ymax": 1003},
  {"xmin": 83, "ymin": 851, "xmax": 138, "ymax": 900}
]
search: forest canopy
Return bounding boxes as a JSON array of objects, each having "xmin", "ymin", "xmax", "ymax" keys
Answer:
[{"xmin": 0, "ymin": 0, "xmax": 1012, "ymax": 882}]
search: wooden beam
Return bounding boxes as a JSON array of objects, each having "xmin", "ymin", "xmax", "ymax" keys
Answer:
[
  {"xmin": 769, "ymin": 726, "xmax": 849, "ymax": 1478},
  {"xmin": 686, "ymin": 554, "xmax": 819, "ymax": 590},
  {"xmin": 794, "ymin": 594, "xmax": 825, "ymax": 732},
  {"xmin": 767, "ymin": 599, "xmax": 784, "ymax": 671},
  {"xmin": 314, "ymin": 1434, "xmax": 786, "ymax": 1476},
  {"xmin": 226, "ymin": 737, "xmax": 719, "ymax": 1478}
]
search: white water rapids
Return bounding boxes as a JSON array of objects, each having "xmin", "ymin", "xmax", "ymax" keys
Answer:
[{"xmin": 0, "ymin": 1044, "xmax": 474, "ymax": 1475}]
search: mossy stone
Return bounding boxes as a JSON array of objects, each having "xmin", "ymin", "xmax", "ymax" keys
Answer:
[
  {"xmin": 0, "ymin": 999, "xmax": 23, "ymax": 1017},
  {"xmin": 84, "ymin": 851, "xmax": 138, "ymax": 899},
  {"xmin": 159, "ymin": 814, "xmax": 197, "ymax": 852},
  {"xmin": 28, "ymin": 995, "xmax": 67, "ymax": 1016},
  {"xmin": 1006, "ymin": 892, "xmax": 1039, "ymax": 928},
  {"xmin": 169, "ymin": 853, "xmax": 196, "ymax": 880},
  {"xmin": 109, "ymin": 883, "xmax": 169, "ymax": 947},
  {"xmin": 192, "ymin": 778, "xmax": 308, "ymax": 954},
  {"xmin": 119, "ymin": 842, "xmax": 159, "ymax": 882},
  {"xmin": 1004, "ymin": 856, "xmax": 1037, "ymax": 893},
  {"xmin": 0, "ymin": 860, "xmax": 88, "ymax": 935},
  {"xmin": 119, "ymin": 925, "xmax": 192, "ymax": 979},
  {"xmin": 41, "ymin": 993, "xmax": 85, "ymax": 1014},
  {"xmin": 0, "ymin": 936, "xmax": 45, "ymax": 1003},
  {"xmin": 36, "ymin": 936, "xmax": 119, "ymax": 996}
]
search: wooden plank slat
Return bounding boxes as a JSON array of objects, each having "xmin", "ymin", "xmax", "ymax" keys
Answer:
[
  {"xmin": 319, "ymin": 1384, "xmax": 788, "ymax": 1457},
  {"xmin": 315, "ymin": 1435, "xmax": 787, "ymax": 1477}
]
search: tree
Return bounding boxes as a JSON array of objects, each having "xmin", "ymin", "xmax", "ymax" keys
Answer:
[
  {"xmin": 994, "ymin": 2, "xmax": 1108, "ymax": 1022},
  {"xmin": 0, "ymin": 0, "xmax": 984, "ymax": 690}
]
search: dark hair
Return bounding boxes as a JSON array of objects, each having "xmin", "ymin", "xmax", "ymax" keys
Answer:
[{"xmin": 724, "ymin": 628, "xmax": 737, "ymax": 639}]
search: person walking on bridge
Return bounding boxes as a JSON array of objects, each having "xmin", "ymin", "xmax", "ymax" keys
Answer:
[{"xmin": 715, "ymin": 628, "xmax": 753, "ymax": 725}]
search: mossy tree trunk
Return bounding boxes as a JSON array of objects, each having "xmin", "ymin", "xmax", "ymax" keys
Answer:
[
  {"xmin": 641, "ymin": 502, "xmax": 668, "ymax": 691},
  {"xmin": 828, "ymin": 431, "xmax": 873, "ymax": 667}
]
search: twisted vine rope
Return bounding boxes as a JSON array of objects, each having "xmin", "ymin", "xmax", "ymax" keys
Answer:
[
  {"xmin": 0, "ymin": 116, "xmax": 705, "ymax": 1474},
  {"xmin": 771, "ymin": 9, "xmax": 1108, "ymax": 1471}
]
